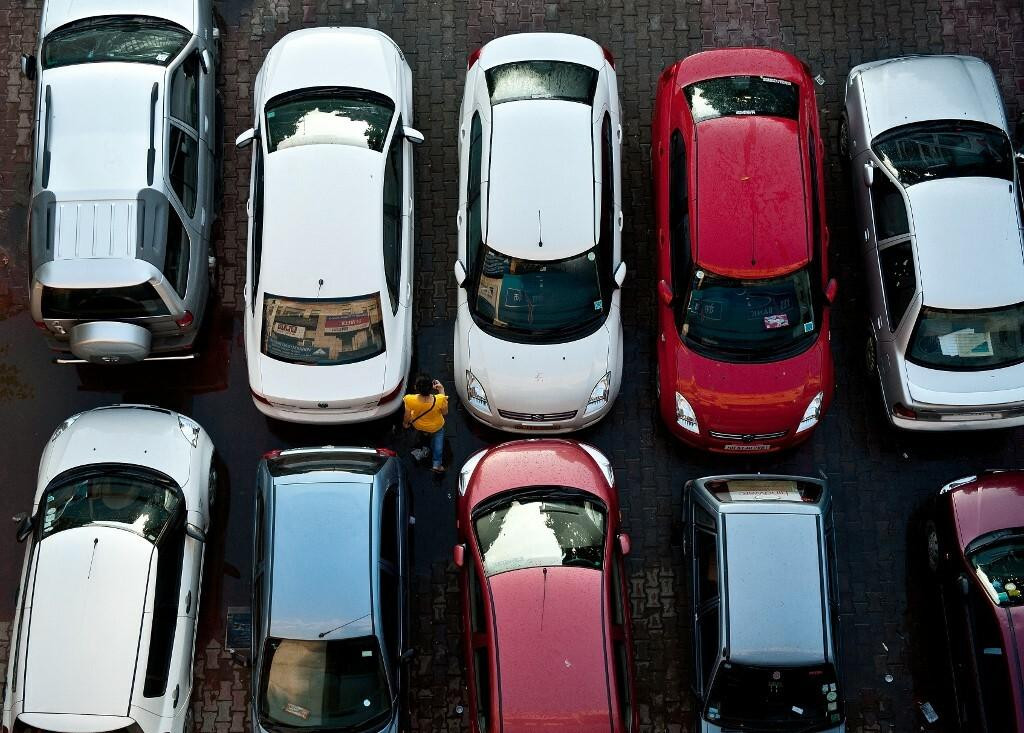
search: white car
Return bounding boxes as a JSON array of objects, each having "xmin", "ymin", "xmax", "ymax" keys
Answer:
[
  {"xmin": 236, "ymin": 28, "xmax": 421, "ymax": 424},
  {"xmin": 2, "ymin": 405, "xmax": 217, "ymax": 733},
  {"xmin": 453, "ymin": 33, "xmax": 626, "ymax": 433}
]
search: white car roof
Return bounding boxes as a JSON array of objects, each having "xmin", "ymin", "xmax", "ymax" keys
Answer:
[
  {"xmin": 24, "ymin": 526, "xmax": 154, "ymax": 717},
  {"xmin": 260, "ymin": 27, "xmax": 402, "ymax": 104},
  {"xmin": 486, "ymin": 100, "xmax": 595, "ymax": 260},
  {"xmin": 477, "ymin": 32, "xmax": 606, "ymax": 70},
  {"xmin": 259, "ymin": 145, "xmax": 388, "ymax": 299},
  {"xmin": 908, "ymin": 177, "xmax": 1024, "ymax": 310},
  {"xmin": 857, "ymin": 55, "xmax": 1006, "ymax": 140},
  {"xmin": 42, "ymin": 0, "xmax": 197, "ymax": 36}
]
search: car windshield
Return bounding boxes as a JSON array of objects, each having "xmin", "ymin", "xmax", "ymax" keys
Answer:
[
  {"xmin": 684, "ymin": 75, "xmax": 799, "ymax": 123},
  {"xmin": 40, "ymin": 468, "xmax": 181, "ymax": 544},
  {"xmin": 908, "ymin": 303, "xmax": 1024, "ymax": 371},
  {"xmin": 41, "ymin": 284, "xmax": 170, "ymax": 320},
  {"xmin": 259, "ymin": 637, "xmax": 391, "ymax": 732},
  {"xmin": 705, "ymin": 662, "xmax": 843, "ymax": 730},
  {"xmin": 682, "ymin": 267, "xmax": 818, "ymax": 361},
  {"xmin": 470, "ymin": 245, "xmax": 607, "ymax": 340},
  {"xmin": 969, "ymin": 530, "xmax": 1024, "ymax": 607},
  {"xmin": 42, "ymin": 15, "xmax": 189, "ymax": 69},
  {"xmin": 265, "ymin": 90, "xmax": 395, "ymax": 153},
  {"xmin": 474, "ymin": 489, "xmax": 606, "ymax": 576},
  {"xmin": 485, "ymin": 61, "xmax": 599, "ymax": 105},
  {"xmin": 261, "ymin": 293, "xmax": 386, "ymax": 366},
  {"xmin": 873, "ymin": 121, "xmax": 1014, "ymax": 186}
]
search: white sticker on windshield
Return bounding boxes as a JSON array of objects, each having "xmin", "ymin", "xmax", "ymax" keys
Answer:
[
  {"xmin": 803, "ymin": 321, "xmax": 814, "ymax": 333},
  {"xmin": 764, "ymin": 314, "xmax": 789, "ymax": 330},
  {"xmin": 283, "ymin": 703, "xmax": 310, "ymax": 720},
  {"xmin": 362, "ymin": 650, "xmax": 373, "ymax": 657},
  {"xmin": 587, "ymin": 251, "xmax": 596, "ymax": 261},
  {"xmin": 155, "ymin": 52, "xmax": 169, "ymax": 62},
  {"xmin": 792, "ymin": 706, "xmax": 804, "ymax": 716},
  {"xmin": 267, "ymin": 110, "xmax": 276, "ymax": 118},
  {"xmin": 594, "ymin": 300, "xmax": 603, "ymax": 311}
]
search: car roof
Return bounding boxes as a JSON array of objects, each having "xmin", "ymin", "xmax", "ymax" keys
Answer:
[
  {"xmin": 856, "ymin": 55, "xmax": 1006, "ymax": 140},
  {"xmin": 488, "ymin": 566, "xmax": 612, "ymax": 731},
  {"xmin": 486, "ymin": 100, "xmax": 596, "ymax": 260},
  {"xmin": 260, "ymin": 144, "xmax": 389, "ymax": 299},
  {"xmin": 25, "ymin": 526, "xmax": 153, "ymax": 716},
  {"xmin": 268, "ymin": 475, "xmax": 374, "ymax": 640},
  {"xmin": 723, "ymin": 512, "xmax": 827, "ymax": 666},
  {"xmin": 695, "ymin": 115, "xmax": 809, "ymax": 277},
  {"xmin": 949, "ymin": 471, "xmax": 1024, "ymax": 549},
  {"xmin": 906, "ymin": 177, "xmax": 1024, "ymax": 310},
  {"xmin": 42, "ymin": 0, "xmax": 197, "ymax": 36}
]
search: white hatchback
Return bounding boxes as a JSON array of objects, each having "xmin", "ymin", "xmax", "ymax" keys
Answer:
[
  {"xmin": 453, "ymin": 33, "xmax": 626, "ymax": 433},
  {"xmin": 237, "ymin": 28, "xmax": 422, "ymax": 424},
  {"xmin": 3, "ymin": 405, "xmax": 217, "ymax": 733}
]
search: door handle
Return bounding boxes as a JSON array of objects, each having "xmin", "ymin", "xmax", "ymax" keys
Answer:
[
  {"xmin": 617, "ymin": 124, "xmax": 623, "ymax": 144},
  {"xmin": 185, "ymin": 590, "xmax": 192, "ymax": 614},
  {"xmin": 617, "ymin": 210, "xmax": 624, "ymax": 232},
  {"xmin": 246, "ymin": 198, "xmax": 252, "ymax": 217},
  {"xmin": 456, "ymin": 211, "xmax": 464, "ymax": 230}
]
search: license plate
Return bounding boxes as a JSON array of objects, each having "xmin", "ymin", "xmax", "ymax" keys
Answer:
[
  {"xmin": 723, "ymin": 443, "xmax": 772, "ymax": 452},
  {"xmin": 939, "ymin": 412, "xmax": 1001, "ymax": 421},
  {"xmin": 519, "ymin": 424, "xmax": 557, "ymax": 431}
]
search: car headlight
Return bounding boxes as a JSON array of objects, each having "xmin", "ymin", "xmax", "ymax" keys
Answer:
[
  {"xmin": 796, "ymin": 392, "xmax": 824, "ymax": 434},
  {"xmin": 584, "ymin": 372, "xmax": 612, "ymax": 416},
  {"xmin": 466, "ymin": 371, "xmax": 491, "ymax": 415},
  {"xmin": 178, "ymin": 415, "xmax": 201, "ymax": 447},
  {"xmin": 675, "ymin": 392, "xmax": 699, "ymax": 433}
]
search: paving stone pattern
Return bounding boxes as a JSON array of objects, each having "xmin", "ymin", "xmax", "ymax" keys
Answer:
[{"xmin": 0, "ymin": 1, "xmax": 1023, "ymax": 732}]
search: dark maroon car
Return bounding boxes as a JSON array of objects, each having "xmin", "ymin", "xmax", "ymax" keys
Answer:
[{"xmin": 926, "ymin": 470, "xmax": 1024, "ymax": 732}]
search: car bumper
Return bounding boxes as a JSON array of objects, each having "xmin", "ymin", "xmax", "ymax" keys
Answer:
[
  {"xmin": 460, "ymin": 397, "xmax": 614, "ymax": 434},
  {"xmin": 668, "ymin": 423, "xmax": 814, "ymax": 454},
  {"xmin": 253, "ymin": 392, "xmax": 403, "ymax": 424},
  {"xmin": 890, "ymin": 409, "xmax": 1024, "ymax": 432}
]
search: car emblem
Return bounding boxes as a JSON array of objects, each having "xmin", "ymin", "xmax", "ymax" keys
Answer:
[
  {"xmin": 317, "ymin": 402, "xmax": 329, "ymax": 409},
  {"xmin": 742, "ymin": 434, "xmax": 755, "ymax": 443}
]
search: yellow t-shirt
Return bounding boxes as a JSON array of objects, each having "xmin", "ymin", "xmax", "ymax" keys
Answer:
[{"xmin": 403, "ymin": 393, "xmax": 447, "ymax": 433}]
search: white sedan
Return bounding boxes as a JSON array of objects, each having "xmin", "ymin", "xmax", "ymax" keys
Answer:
[
  {"xmin": 3, "ymin": 405, "xmax": 217, "ymax": 733},
  {"xmin": 236, "ymin": 28, "xmax": 422, "ymax": 424},
  {"xmin": 453, "ymin": 33, "xmax": 626, "ymax": 433}
]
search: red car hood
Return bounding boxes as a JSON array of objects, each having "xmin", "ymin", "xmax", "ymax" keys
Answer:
[
  {"xmin": 951, "ymin": 477, "xmax": 1024, "ymax": 551},
  {"xmin": 674, "ymin": 334, "xmax": 828, "ymax": 435}
]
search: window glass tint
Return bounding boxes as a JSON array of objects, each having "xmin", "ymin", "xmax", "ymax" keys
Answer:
[
  {"xmin": 265, "ymin": 91, "xmax": 395, "ymax": 153},
  {"xmin": 599, "ymin": 113, "xmax": 615, "ymax": 295},
  {"xmin": 873, "ymin": 121, "xmax": 1014, "ymax": 186},
  {"xmin": 259, "ymin": 637, "xmax": 391, "ymax": 730},
  {"xmin": 486, "ymin": 61, "xmax": 598, "ymax": 105},
  {"xmin": 705, "ymin": 663, "xmax": 843, "ymax": 728},
  {"xmin": 610, "ymin": 553, "xmax": 626, "ymax": 626},
  {"xmin": 144, "ymin": 520, "xmax": 185, "ymax": 697},
  {"xmin": 472, "ymin": 647, "xmax": 492, "ymax": 732},
  {"xmin": 42, "ymin": 16, "xmax": 189, "ymax": 69},
  {"xmin": 168, "ymin": 125, "xmax": 198, "ymax": 216},
  {"xmin": 870, "ymin": 172, "xmax": 909, "ymax": 240},
  {"xmin": 42, "ymin": 283, "xmax": 170, "ymax": 319},
  {"xmin": 163, "ymin": 206, "xmax": 190, "ymax": 298},
  {"xmin": 251, "ymin": 144, "xmax": 265, "ymax": 307},
  {"xmin": 669, "ymin": 130, "xmax": 691, "ymax": 292},
  {"xmin": 684, "ymin": 76, "xmax": 799, "ymax": 123},
  {"xmin": 474, "ymin": 493, "xmax": 606, "ymax": 576},
  {"xmin": 968, "ymin": 531, "xmax": 1024, "ymax": 607},
  {"xmin": 466, "ymin": 113, "xmax": 484, "ymax": 272},
  {"xmin": 382, "ymin": 132, "xmax": 403, "ymax": 312},
  {"xmin": 261, "ymin": 293, "xmax": 386, "ymax": 366},
  {"xmin": 698, "ymin": 606, "xmax": 719, "ymax": 685},
  {"xmin": 965, "ymin": 585, "xmax": 1015, "ymax": 731},
  {"xmin": 379, "ymin": 568, "xmax": 399, "ymax": 667},
  {"xmin": 908, "ymin": 303, "xmax": 1024, "ymax": 371},
  {"xmin": 469, "ymin": 566, "xmax": 487, "ymax": 633},
  {"xmin": 695, "ymin": 528, "xmax": 719, "ymax": 604},
  {"xmin": 169, "ymin": 51, "xmax": 199, "ymax": 130},
  {"xmin": 614, "ymin": 641, "xmax": 633, "ymax": 730},
  {"xmin": 879, "ymin": 241, "xmax": 915, "ymax": 329}
]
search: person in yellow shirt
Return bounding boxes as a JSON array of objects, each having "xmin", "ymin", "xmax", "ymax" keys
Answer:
[{"xmin": 402, "ymin": 374, "xmax": 449, "ymax": 473}]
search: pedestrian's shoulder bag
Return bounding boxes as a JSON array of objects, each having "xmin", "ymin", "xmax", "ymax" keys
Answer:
[{"xmin": 409, "ymin": 395, "xmax": 437, "ymax": 428}]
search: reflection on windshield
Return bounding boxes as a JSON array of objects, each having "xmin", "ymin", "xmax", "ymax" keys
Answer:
[
  {"xmin": 970, "ymin": 531, "xmax": 1024, "ymax": 607},
  {"xmin": 474, "ymin": 493, "xmax": 606, "ymax": 576},
  {"xmin": 471, "ymin": 246, "xmax": 606, "ymax": 339},
  {"xmin": 43, "ymin": 16, "xmax": 189, "ymax": 69},
  {"xmin": 682, "ymin": 267, "xmax": 817, "ymax": 360},
  {"xmin": 684, "ymin": 76, "xmax": 799, "ymax": 124},
  {"xmin": 42, "ymin": 284, "xmax": 171, "ymax": 320},
  {"xmin": 41, "ymin": 471, "xmax": 181, "ymax": 543},
  {"xmin": 908, "ymin": 303, "xmax": 1024, "ymax": 371},
  {"xmin": 706, "ymin": 663, "xmax": 843, "ymax": 730},
  {"xmin": 259, "ymin": 637, "xmax": 391, "ymax": 731},
  {"xmin": 261, "ymin": 293, "xmax": 386, "ymax": 366},
  {"xmin": 485, "ymin": 61, "xmax": 598, "ymax": 105},
  {"xmin": 265, "ymin": 92, "xmax": 394, "ymax": 153},
  {"xmin": 873, "ymin": 121, "xmax": 1013, "ymax": 186}
]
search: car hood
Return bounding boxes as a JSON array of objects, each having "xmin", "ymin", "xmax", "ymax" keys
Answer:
[
  {"xmin": 904, "ymin": 359, "xmax": 1024, "ymax": 407},
  {"xmin": 466, "ymin": 323, "xmax": 610, "ymax": 415},
  {"xmin": 951, "ymin": 478, "xmax": 1024, "ymax": 549},
  {"xmin": 674, "ymin": 334, "xmax": 828, "ymax": 434},
  {"xmin": 255, "ymin": 351, "xmax": 389, "ymax": 408}
]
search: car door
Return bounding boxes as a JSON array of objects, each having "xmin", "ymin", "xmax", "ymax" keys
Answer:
[
  {"xmin": 608, "ymin": 540, "xmax": 635, "ymax": 731},
  {"xmin": 464, "ymin": 559, "xmax": 495, "ymax": 732},
  {"xmin": 690, "ymin": 500, "xmax": 721, "ymax": 701}
]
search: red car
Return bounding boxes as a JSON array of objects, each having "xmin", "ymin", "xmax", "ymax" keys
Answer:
[
  {"xmin": 652, "ymin": 49, "xmax": 836, "ymax": 453},
  {"xmin": 926, "ymin": 470, "xmax": 1024, "ymax": 732},
  {"xmin": 453, "ymin": 439, "xmax": 637, "ymax": 732}
]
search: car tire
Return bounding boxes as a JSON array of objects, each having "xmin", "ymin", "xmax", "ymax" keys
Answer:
[{"xmin": 925, "ymin": 520, "xmax": 940, "ymax": 575}]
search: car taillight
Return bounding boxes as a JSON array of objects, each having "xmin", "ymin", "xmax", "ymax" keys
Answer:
[
  {"xmin": 175, "ymin": 310, "xmax": 194, "ymax": 329},
  {"xmin": 250, "ymin": 388, "xmax": 272, "ymax": 406},
  {"xmin": 377, "ymin": 379, "xmax": 405, "ymax": 406},
  {"xmin": 602, "ymin": 45, "xmax": 615, "ymax": 68},
  {"xmin": 467, "ymin": 47, "xmax": 482, "ymax": 69},
  {"xmin": 33, "ymin": 320, "xmax": 49, "ymax": 331},
  {"xmin": 893, "ymin": 403, "xmax": 917, "ymax": 419},
  {"xmin": 263, "ymin": 449, "xmax": 282, "ymax": 460},
  {"xmin": 376, "ymin": 448, "xmax": 397, "ymax": 457}
]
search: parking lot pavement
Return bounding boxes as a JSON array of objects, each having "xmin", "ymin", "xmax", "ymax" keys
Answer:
[{"xmin": 1, "ymin": 0, "xmax": 1023, "ymax": 731}]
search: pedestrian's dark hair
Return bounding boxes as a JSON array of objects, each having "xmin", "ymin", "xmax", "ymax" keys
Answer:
[{"xmin": 414, "ymin": 374, "xmax": 433, "ymax": 396}]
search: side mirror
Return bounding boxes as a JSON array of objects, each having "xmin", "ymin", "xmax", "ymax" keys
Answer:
[
  {"xmin": 658, "ymin": 279, "xmax": 673, "ymax": 307},
  {"xmin": 613, "ymin": 261, "xmax": 627, "ymax": 288},
  {"xmin": 21, "ymin": 54, "xmax": 36, "ymax": 81},
  {"xmin": 403, "ymin": 126, "xmax": 425, "ymax": 145},
  {"xmin": 235, "ymin": 128, "xmax": 256, "ymax": 149},
  {"xmin": 400, "ymin": 648, "xmax": 416, "ymax": 663},
  {"xmin": 14, "ymin": 512, "xmax": 33, "ymax": 543},
  {"xmin": 185, "ymin": 523, "xmax": 207, "ymax": 543},
  {"xmin": 824, "ymin": 278, "xmax": 838, "ymax": 305},
  {"xmin": 453, "ymin": 260, "xmax": 467, "ymax": 287},
  {"xmin": 862, "ymin": 162, "xmax": 874, "ymax": 188},
  {"xmin": 617, "ymin": 533, "xmax": 631, "ymax": 556},
  {"xmin": 452, "ymin": 543, "xmax": 466, "ymax": 568},
  {"xmin": 200, "ymin": 49, "xmax": 214, "ymax": 74}
]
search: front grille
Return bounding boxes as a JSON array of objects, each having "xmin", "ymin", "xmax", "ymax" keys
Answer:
[
  {"xmin": 708, "ymin": 430, "xmax": 788, "ymax": 441},
  {"xmin": 498, "ymin": 409, "xmax": 578, "ymax": 422}
]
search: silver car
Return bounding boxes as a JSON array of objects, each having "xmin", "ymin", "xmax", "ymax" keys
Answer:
[
  {"xmin": 23, "ymin": 0, "xmax": 220, "ymax": 364},
  {"xmin": 250, "ymin": 447, "xmax": 413, "ymax": 733},
  {"xmin": 685, "ymin": 474, "xmax": 844, "ymax": 733},
  {"xmin": 840, "ymin": 55, "xmax": 1024, "ymax": 430}
]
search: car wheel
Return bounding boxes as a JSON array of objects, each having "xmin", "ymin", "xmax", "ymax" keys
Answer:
[
  {"xmin": 838, "ymin": 115, "xmax": 851, "ymax": 164},
  {"xmin": 926, "ymin": 520, "xmax": 940, "ymax": 574}
]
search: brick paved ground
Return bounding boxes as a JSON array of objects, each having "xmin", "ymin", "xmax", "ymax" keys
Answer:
[{"xmin": 1, "ymin": 1, "xmax": 1024, "ymax": 732}]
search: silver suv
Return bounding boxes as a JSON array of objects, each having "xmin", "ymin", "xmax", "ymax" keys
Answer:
[
  {"xmin": 23, "ymin": 0, "xmax": 220, "ymax": 364},
  {"xmin": 685, "ymin": 474, "xmax": 844, "ymax": 732},
  {"xmin": 250, "ymin": 447, "xmax": 413, "ymax": 733}
]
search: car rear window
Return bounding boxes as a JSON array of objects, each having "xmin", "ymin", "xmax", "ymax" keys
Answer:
[
  {"xmin": 486, "ymin": 61, "xmax": 599, "ymax": 105},
  {"xmin": 872, "ymin": 121, "xmax": 1013, "ymax": 186},
  {"xmin": 265, "ymin": 90, "xmax": 395, "ymax": 153},
  {"xmin": 908, "ymin": 302, "xmax": 1024, "ymax": 371},
  {"xmin": 42, "ymin": 283, "xmax": 170, "ymax": 319},
  {"xmin": 684, "ymin": 75, "xmax": 799, "ymax": 123},
  {"xmin": 261, "ymin": 293, "xmax": 386, "ymax": 366}
]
